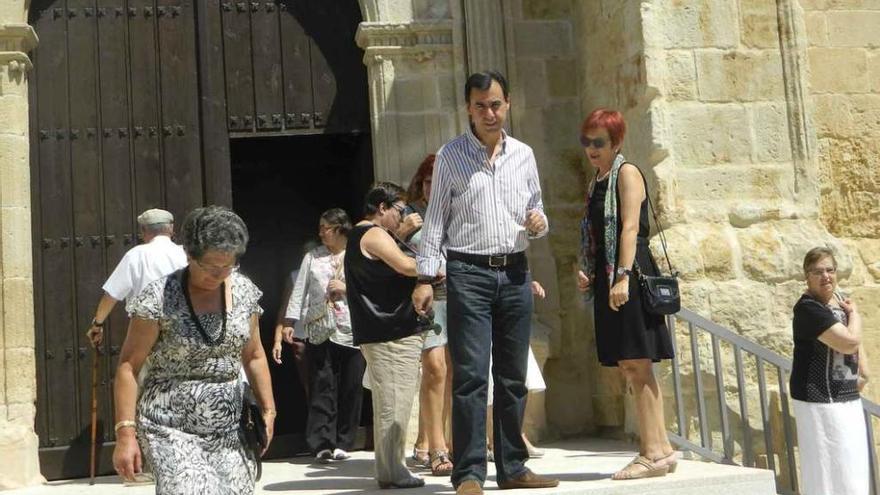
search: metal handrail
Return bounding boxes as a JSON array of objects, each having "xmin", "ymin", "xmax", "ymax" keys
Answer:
[{"xmin": 667, "ymin": 307, "xmax": 880, "ymax": 495}]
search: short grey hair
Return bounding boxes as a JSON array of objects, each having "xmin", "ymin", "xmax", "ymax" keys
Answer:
[
  {"xmin": 142, "ymin": 222, "xmax": 173, "ymax": 237},
  {"xmin": 181, "ymin": 206, "xmax": 249, "ymax": 260}
]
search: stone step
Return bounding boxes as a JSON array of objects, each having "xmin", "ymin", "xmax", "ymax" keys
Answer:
[{"xmin": 8, "ymin": 438, "xmax": 777, "ymax": 494}]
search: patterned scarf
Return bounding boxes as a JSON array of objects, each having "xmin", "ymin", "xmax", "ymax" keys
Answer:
[{"xmin": 579, "ymin": 153, "xmax": 627, "ymax": 297}]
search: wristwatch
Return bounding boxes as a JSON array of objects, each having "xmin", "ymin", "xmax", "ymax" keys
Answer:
[
  {"xmin": 616, "ymin": 267, "xmax": 633, "ymax": 278},
  {"xmin": 91, "ymin": 318, "xmax": 105, "ymax": 327}
]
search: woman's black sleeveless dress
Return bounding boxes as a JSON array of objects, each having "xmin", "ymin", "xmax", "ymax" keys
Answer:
[{"xmin": 589, "ymin": 171, "xmax": 674, "ymax": 367}]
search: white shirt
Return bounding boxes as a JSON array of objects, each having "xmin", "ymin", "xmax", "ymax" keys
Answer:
[
  {"xmin": 417, "ymin": 130, "xmax": 549, "ymax": 276},
  {"xmin": 102, "ymin": 235, "xmax": 187, "ymax": 304}
]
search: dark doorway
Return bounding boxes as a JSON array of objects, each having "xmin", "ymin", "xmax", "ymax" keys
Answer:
[
  {"xmin": 231, "ymin": 132, "xmax": 373, "ymax": 455},
  {"xmin": 28, "ymin": 0, "xmax": 373, "ymax": 478}
]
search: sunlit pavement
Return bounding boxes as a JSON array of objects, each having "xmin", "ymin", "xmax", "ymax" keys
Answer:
[{"xmin": 8, "ymin": 438, "xmax": 776, "ymax": 494}]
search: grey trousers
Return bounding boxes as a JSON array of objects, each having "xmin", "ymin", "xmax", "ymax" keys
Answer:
[{"xmin": 360, "ymin": 333, "xmax": 425, "ymax": 484}]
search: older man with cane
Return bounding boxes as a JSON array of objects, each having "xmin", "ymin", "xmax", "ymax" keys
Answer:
[{"xmin": 85, "ymin": 208, "xmax": 186, "ymax": 484}]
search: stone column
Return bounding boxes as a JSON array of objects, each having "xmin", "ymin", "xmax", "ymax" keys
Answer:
[
  {"xmin": 0, "ymin": 19, "xmax": 45, "ymax": 489},
  {"xmin": 356, "ymin": 20, "xmax": 463, "ymax": 183},
  {"xmin": 463, "ymin": 0, "xmax": 506, "ymax": 75}
]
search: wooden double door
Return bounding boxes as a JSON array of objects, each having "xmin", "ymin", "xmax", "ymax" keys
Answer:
[{"xmin": 28, "ymin": 0, "xmax": 369, "ymax": 479}]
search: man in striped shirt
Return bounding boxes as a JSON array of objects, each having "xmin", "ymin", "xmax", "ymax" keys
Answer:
[{"xmin": 413, "ymin": 71, "xmax": 557, "ymax": 495}]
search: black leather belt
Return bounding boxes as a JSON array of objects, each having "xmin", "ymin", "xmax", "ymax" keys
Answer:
[{"xmin": 447, "ymin": 250, "xmax": 527, "ymax": 269}]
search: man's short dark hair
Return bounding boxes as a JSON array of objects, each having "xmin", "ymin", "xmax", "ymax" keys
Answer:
[{"xmin": 464, "ymin": 70, "xmax": 509, "ymax": 103}]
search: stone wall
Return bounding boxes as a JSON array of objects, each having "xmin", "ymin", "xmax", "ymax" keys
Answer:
[
  {"xmin": 500, "ymin": 0, "xmax": 594, "ymax": 438},
  {"xmin": 802, "ymin": 0, "xmax": 880, "ymax": 406},
  {"xmin": 0, "ymin": 5, "xmax": 45, "ymax": 490}
]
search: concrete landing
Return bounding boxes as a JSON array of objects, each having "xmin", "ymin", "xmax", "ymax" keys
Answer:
[{"xmin": 8, "ymin": 438, "xmax": 777, "ymax": 494}]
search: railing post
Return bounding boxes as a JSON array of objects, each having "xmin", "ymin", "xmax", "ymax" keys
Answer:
[
  {"xmin": 756, "ymin": 357, "xmax": 777, "ymax": 476},
  {"xmin": 865, "ymin": 404, "xmax": 879, "ymax": 495},
  {"xmin": 711, "ymin": 335, "xmax": 733, "ymax": 460},
  {"xmin": 777, "ymin": 366, "xmax": 798, "ymax": 493},
  {"xmin": 668, "ymin": 315, "xmax": 686, "ymax": 438},
  {"xmin": 689, "ymin": 322, "xmax": 711, "ymax": 449},
  {"xmin": 734, "ymin": 346, "xmax": 752, "ymax": 467}
]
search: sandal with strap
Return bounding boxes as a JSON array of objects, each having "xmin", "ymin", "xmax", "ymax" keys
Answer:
[
  {"xmin": 658, "ymin": 451, "xmax": 678, "ymax": 473},
  {"xmin": 429, "ymin": 449, "xmax": 454, "ymax": 477},
  {"xmin": 408, "ymin": 447, "xmax": 429, "ymax": 469},
  {"xmin": 611, "ymin": 455, "xmax": 669, "ymax": 480}
]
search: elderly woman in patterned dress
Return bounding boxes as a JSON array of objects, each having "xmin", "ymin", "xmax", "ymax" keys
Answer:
[{"xmin": 112, "ymin": 206, "xmax": 276, "ymax": 495}]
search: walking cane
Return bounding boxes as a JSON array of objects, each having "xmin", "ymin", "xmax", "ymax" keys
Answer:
[{"xmin": 89, "ymin": 345, "xmax": 101, "ymax": 485}]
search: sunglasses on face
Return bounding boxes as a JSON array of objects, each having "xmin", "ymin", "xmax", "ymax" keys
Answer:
[
  {"xmin": 391, "ymin": 204, "xmax": 406, "ymax": 216},
  {"xmin": 580, "ymin": 136, "xmax": 609, "ymax": 149}
]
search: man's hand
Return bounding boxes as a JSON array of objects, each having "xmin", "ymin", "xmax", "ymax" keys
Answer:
[
  {"xmin": 576, "ymin": 270, "xmax": 591, "ymax": 293},
  {"xmin": 397, "ymin": 213, "xmax": 423, "ymax": 239},
  {"xmin": 531, "ymin": 281, "xmax": 546, "ymax": 299},
  {"xmin": 86, "ymin": 324, "xmax": 104, "ymax": 348},
  {"xmin": 412, "ymin": 283, "xmax": 434, "ymax": 315},
  {"xmin": 524, "ymin": 209, "xmax": 546, "ymax": 234}
]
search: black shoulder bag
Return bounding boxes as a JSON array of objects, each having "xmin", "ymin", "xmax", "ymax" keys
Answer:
[
  {"xmin": 181, "ymin": 269, "xmax": 266, "ymax": 480},
  {"xmin": 240, "ymin": 382, "xmax": 267, "ymax": 481},
  {"xmin": 631, "ymin": 170, "xmax": 681, "ymax": 316}
]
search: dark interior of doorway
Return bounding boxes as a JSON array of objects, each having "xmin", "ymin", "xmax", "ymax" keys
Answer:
[{"xmin": 230, "ymin": 132, "xmax": 373, "ymax": 455}]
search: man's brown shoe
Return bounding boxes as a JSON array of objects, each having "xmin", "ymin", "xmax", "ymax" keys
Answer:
[
  {"xmin": 456, "ymin": 479, "xmax": 484, "ymax": 495},
  {"xmin": 497, "ymin": 469, "xmax": 559, "ymax": 490}
]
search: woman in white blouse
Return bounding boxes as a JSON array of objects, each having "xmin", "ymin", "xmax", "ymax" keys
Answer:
[{"xmin": 282, "ymin": 208, "xmax": 365, "ymax": 463}]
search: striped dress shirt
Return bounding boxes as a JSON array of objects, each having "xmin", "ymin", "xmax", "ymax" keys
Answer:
[{"xmin": 417, "ymin": 130, "xmax": 549, "ymax": 277}]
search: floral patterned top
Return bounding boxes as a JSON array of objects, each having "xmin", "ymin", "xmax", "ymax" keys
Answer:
[{"xmin": 125, "ymin": 269, "xmax": 263, "ymax": 495}]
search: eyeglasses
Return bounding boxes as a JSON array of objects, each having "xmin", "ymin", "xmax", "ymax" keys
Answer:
[
  {"xmin": 580, "ymin": 136, "xmax": 608, "ymax": 149},
  {"xmin": 391, "ymin": 204, "xmax": 406, "ymax": 216},
  {"xmin": 808, "ymin": 267, "xmax": 837, "ymax": 276},
  {"xmin": 194, "ymin": 258, "xmax": 239, "ymax": 276}
]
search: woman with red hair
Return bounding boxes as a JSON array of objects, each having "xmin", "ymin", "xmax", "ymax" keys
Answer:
[
  {"xmin": 576, "ymin": 108, "xmax": 677, "ymax": 480},
  {"xmin": 402, "ymin": 155, "xmax": 454, "ymax": 477}
]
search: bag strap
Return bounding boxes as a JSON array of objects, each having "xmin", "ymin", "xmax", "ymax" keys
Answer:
[{"xmin": 628, "ymin": 164, "xmax": 676, "ymax": 276}]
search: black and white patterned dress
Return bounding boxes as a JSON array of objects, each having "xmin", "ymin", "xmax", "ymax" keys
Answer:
[{"xmin": 127, "ymin": 269, "xmax": 263, "ymax": 495}]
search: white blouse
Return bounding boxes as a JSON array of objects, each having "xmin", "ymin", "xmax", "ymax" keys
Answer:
[{"xmin": 285, "ymin": 245, "xmax": 353, "ymax": 347}]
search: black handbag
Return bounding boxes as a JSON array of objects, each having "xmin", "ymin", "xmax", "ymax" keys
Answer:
[
  {"xmin": 632, "ymin": 168, "xmax": 680, "ymax": 316},
  {"xmin": 240, "ymin": 382, "xmax": 267, "ymax": 481}
]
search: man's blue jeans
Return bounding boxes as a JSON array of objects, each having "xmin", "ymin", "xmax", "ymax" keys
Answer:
[{"xmin": 446, "ymin": 258, "xmax": 532, "ymax": 487}]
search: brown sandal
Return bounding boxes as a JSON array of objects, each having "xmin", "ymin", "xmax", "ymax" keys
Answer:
[
  {"xmin": 429, "ymin": 449, "xmax": 454, "ymax": 477},
  {"xmin": 408, "ymin": 447, "xmax": 429, "ymax": 468},
  {"xmin": 611, "ymin": 455, "xmax": 669, "ymax": 480}
]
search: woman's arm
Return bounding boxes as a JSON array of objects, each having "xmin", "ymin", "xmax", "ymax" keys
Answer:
[
  {"xmin": 361, "ymin": 227, "xmax": 417, "ymax": 276},
  {"xmin": 609, "ymin": 164, "xmax": 646, "ymax": 311},
  {"xmin": 272, "ymin": 277, "xmax": 295, "ymax": 364},
  {"xmin": 112, "ymin": 317, "xmax": 160, "ymax": 481},
  {"xmin": 818, "ymin": 299, "xmax": 862, "ymax": 354},
  {"xmin": 242, "ymin": 314, "xmax": 276, "ymax": 454}
]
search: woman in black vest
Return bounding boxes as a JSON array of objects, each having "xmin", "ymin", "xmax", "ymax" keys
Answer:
[{"xmin": 345, "ymin": 182, "xmax": 427, "ymax": 489}]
